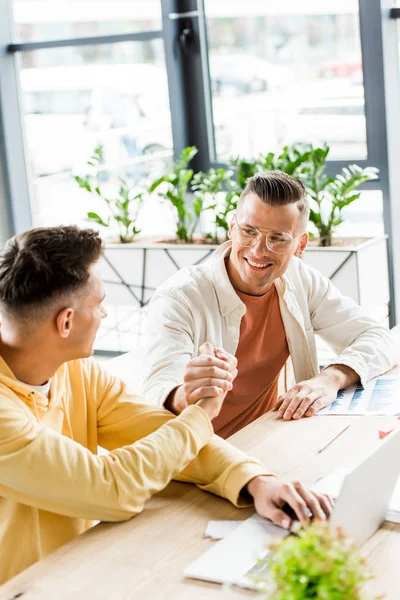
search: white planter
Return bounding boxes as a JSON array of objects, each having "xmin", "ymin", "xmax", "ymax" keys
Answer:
[
  {"xmin": 96, "ymin": 242, "xmax": 218, "ymax": 353},
  {"xmin": 96, "ymin": 236, "xmax": 390, "ymax": 352},
  {"xmin": 302, "ymin": 235, "xmax": 390, "ymax": 324}
]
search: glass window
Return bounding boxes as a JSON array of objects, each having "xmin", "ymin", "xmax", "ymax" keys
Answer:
[
  {"xmin": 18, "ymin": 40, "xmax": 173, "ymax": 228},
  {"xmin": 11, "ymin": 0, "xmax": 161, "ymax": 42},
  {"xmin": 205, "ymin": 0, "xmax": 367, "ymax": 161}
]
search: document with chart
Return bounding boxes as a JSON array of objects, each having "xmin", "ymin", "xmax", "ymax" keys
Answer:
[{"xmin": 318, "ymin": 376, "xmax": 400, "ymax": 415}]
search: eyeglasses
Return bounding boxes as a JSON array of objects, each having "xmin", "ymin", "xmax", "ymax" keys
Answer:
[{"xmin": 233, "ymin": 216, "xmax": 303, "ymax": 255}]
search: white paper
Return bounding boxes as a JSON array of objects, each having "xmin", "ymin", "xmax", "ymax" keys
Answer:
[
  {"xmin": 204, "ymin": 520, "xmax": 242, "ymax": 540},
  {"xmin": 313, "ymin": 469, "xmax": 400, "ymax": 524},
  {"xmin": 318, "ymin": 376, "xmax": 400, "ymax": 416}
]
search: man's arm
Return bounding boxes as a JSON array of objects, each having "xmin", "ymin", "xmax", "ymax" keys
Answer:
[
  {"xmin": 0, "ymin": 394, "xmax": 214, "ymax": 522},
  {"xmin": 95, "ymin": 360, "xmax": 331, "ymax": 527},
  {"xmin": 277, "ymin": 263, "xmax": 397, "ymax": 420},
  {"xmin": 308, "ymin": 263, "xmax": 397, "ymax": 382},
  {"xmin": 0, "ymin": 360, "xmax": 330, "ymax": 528}
]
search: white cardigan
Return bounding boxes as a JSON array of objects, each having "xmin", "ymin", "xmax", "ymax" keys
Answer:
[{"xmin": 143, "ymin": 241, "xmax": 397, "ymax": 407}]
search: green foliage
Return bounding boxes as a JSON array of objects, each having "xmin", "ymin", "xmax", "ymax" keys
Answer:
[
  {"xmin": 149, "ymin": 146, "xmax": 199, "ymax": 242},
  {"xmin": 230, "ymin": 144, "xmax": 312, "ymax": 191},
  {"xmin": 78, "ymin": 143, "xmax": 378, "ymax": 246},
  {"xmin": 255, "ymin": 522, "xmax": 380, "ymax": 600},
  {"xmin": 231, "ymin": 143, "xmax": 379, "ymax": 246},
  {"xmin": 191, "ymin": 167, "xmax": 240, "ymax": 242},
  {"xmin": 258, "ymin": 144, "xmax": 312, "ymax": 178},
  {"xmin": 299, "ymin": 146, "xmax": 379, "ymax": 245},
  {"xmin": 230, "ymin": 156, "xmax": 260, "ymax": 188},
  {"xmin": 75, "ymin": 146, "xmax": 143, "ymax": 243}
]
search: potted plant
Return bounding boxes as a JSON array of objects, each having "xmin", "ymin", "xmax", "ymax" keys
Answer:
[
  {"xmin": 148, "ymin": 146, "xmax": 204, "ymax": 244},
  {"xmin": 75, "ymin": 145, "xmax": 143, "ymax": 244},
  {"xmin": 191, "ymin": 167, "xmax": 239, "ymax": 243},
  {"xmin": 254, "ymin": 522, "xmax": 380, "ymax": 600},
  {"xmin": 299, "ymin": 145, "xmax": 379, "ymax": 247},
  {"xmin": 295, "ymin": 145, "xmax": 388, "ymax": 326}
]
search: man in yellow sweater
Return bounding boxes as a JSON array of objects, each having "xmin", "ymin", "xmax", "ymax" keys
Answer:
[{"xmin": 0, "ymin": 226, "xmax": 331, "ymax": 584}]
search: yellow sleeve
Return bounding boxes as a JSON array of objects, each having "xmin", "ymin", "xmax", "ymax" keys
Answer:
[
  {"xmin": 94, "ymin": 360, "xmax": 275, "ymax": 508},
  {"xmin": 0, "ymin": 390, "xmax": 213, "ymax": 522}
]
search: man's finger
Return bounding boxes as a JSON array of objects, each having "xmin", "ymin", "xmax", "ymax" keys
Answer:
[
  {"xmin": 200, "ymin": 342, "xmax": 215, "ymax": 356},
  {"xmin": 292, "ymin": 482, "xmax": 327, "ymax": 521},
  {"xmin": 183, "ymin": 366, "xmax": 233, "ymax": 383},
  {"xmin": 187, "ymin": 386, "xmax": 225, "ymax": 403},
  {"xmin": 305, "ymin": 398, "xmax": 325, "ymax": 417},
  {"xmin": 268, "ymin": 508, "xmax": 292, "ymax": 530},
  {"xmin": 281, "ymin": 484, "xmax": 311, "ymax": 525},
  {"xmin": 292, "ymin": 392, "xmax": 321, "ymax": 420},
  {"xmin": 187, "ymin": 354, "xmax": 231, "ymax": 372},
  {"xmin": 215, "ymin": 348, "xmax": 238, "ymax": 368},
  {"xmin": 185, "ymin": 378, "xmax": 233, "ymax": 400},
  {"xmin": 282, "ymin": 388, "xmax": 312, "ymax": 420},
  {"xmin": 313, "ymin": 492, "xmax": 334, "ymax": 518},
  {"xmin": 276, "ymin": 390, "xmax": 297, "ymax": 417}
]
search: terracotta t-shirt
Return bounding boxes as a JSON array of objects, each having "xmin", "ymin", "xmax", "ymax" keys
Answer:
[{"xmin": 212, "ymin": 285, "xmax": 289, "ymax": 439}]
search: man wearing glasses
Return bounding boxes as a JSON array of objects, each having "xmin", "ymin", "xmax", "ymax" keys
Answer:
[{"xmin": 143, "ymin": 171, "xmax": 396, "ymax": 438}]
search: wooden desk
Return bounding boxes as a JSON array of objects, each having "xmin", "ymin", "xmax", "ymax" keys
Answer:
[{"xmin": 1, "ymin": 411, "xmax": 400, "ymax": 600}]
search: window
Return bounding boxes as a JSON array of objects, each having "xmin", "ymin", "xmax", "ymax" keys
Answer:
[
  {"xmin": 205, "ymin": 0, "xmax": 367, "ymax": 161},
  {"xmin": 18, "ymin": 40, "xmax": 172, "ymax": 228},
  {"xmin": 12, "ymin": 0, "xmax": 161, "ymax": 41}
]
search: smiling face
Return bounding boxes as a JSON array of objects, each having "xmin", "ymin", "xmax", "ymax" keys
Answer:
[{"xmin": 227, "ymin": 193, "xmax": 308, "ymax": 296}]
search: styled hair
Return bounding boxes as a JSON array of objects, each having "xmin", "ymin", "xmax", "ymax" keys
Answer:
[
  {"xmin": 0, "ymin": 226, "xmax": 103, "ymax": 313},
  {"xmin": 239, "ymin": 171, "xmax": 310, "ymax": 225}
]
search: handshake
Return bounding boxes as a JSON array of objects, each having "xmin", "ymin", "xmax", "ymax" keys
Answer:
[{"xmin": 165, "ymin": 342, "xmax": 237, "ymax": 420}]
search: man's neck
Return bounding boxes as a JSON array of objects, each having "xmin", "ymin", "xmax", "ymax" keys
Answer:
[{"xmin": 0, "ymin": 335, "xmax": 61, "ymax": 387}]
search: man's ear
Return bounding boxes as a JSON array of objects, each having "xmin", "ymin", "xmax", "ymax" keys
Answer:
[
  {"xmin": 294, "ymin": 232, "xmax": 309, "ymax": 257},
  {"xmin": 228, "ymin": 215, "xmax": 235, "ymax": 240},
  {"xmin": 56, "ymin": 307, "xmax": 75, "ymax": 339}
]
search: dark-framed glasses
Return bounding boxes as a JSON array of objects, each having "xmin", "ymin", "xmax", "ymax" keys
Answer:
[{"xmin": 233, "ymin": 217, "xmax": 303, "ymax": 255}]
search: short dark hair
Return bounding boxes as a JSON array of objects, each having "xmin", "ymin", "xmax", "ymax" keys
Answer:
[
  {"xmin": 239, "ymin": 171, "xmax": 309, "ymax": 225},
  {"xmin": 0, "ymin": 226, "xmax": 103, "ymax": 312}
]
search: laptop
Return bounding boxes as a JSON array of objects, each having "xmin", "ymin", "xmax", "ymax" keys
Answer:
[{"xmin": 184, "ymin": 428, "xmax": 400, "ymax": 589}]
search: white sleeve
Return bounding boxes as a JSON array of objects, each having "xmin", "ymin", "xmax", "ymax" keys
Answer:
[
  {"xmin": 305, "ymin": 264, "xmax": 397, "ymax": 386},
  {"xmin": 143, "ymin": 290, "xmax": 196, "ymax": 406}
]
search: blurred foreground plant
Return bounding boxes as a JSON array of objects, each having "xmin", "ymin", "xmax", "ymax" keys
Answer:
[{"xmin": 254, "ymin": 522, "xmax": 381, "ymax": 600}]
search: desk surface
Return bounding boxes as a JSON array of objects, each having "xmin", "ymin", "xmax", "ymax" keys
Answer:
[{"xmin": 1, "ymin": 410, "xmax": 400, "ymax": 600}]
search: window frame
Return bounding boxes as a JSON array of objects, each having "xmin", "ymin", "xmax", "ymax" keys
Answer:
[{"xmin": 1, "ymin": 0, "xmax": 400, "ymax": 321}]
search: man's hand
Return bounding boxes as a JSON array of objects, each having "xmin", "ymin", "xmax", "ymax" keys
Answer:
[
  {"xmin": 247, "ymin": 476, "xmax": 333, "ymax": 529},
  {"xmin": 195, "ymin": 343, "xmax": 237, "ymax": 420},
  {"xmin": 276, "ymin": 365, "xmax": 359, "ymax": 420},
  {"xmin": 165, "ymin": 343, "xmax": 237, "ymax": 415}
]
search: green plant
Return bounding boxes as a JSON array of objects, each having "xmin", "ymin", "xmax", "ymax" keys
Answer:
[
  {"xmin": 254, "ymin": 522, "xmax": 380, "ymax": 600},
  {"xmin": 258, "ymin": 144, "xmax": 312, "ymax": 178},
  {"xmin": 149, "ymin": 146, "xmax": 201, "ymax": 243},
  {"xmin": 230, "ymin": 144, "xmax": 312, "ymax": 191},
  {"xmin": 230, "ymin": 156, "xmax": 260, "ymax": 189},
  {"xmin": 75, "ymin": 146, "xmax": 143, "ymax": 243},
  {"xmin": 191, "ymin": 167, "xmax": 240, "ymax": 242},
  {"xmin": 301, "ymin": 146, "xmax": 379, "ymax": 246},
  {"xmin": 231, "ymin": 143, "xmax": 379, "ymax": 246}
]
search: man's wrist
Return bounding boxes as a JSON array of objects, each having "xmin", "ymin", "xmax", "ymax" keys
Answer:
[
  {"xmin": 320, "ymin": 364, "xmax": 359, "ymax": 390},
  {"xmin": 164, "ymin": 385, "xmax": 186, "ymax": 414},
  {"xmin": 246, "ymin": 475, "xmax": 276, "ymax": 498}
]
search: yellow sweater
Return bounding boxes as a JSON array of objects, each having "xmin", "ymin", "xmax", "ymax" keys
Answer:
[{"xmin": 0, "ymin": 355, "xmax": 271, "ymax": 584}]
